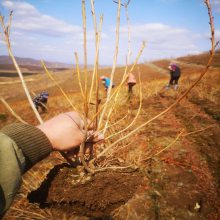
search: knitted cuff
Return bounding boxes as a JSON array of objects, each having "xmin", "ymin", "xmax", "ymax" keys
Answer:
[{"xmin": 1, "ymin": 123, "xmax": 52, "ymax": 169}]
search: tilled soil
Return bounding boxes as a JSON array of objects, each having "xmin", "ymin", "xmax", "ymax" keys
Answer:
[{"xmin": 28, "ymin": 165, "xmax": 143, "ymax": 218}]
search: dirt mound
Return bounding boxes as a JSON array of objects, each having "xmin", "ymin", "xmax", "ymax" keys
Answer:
[{"xmin": 28, "ymin": 164, "xmax": 143, "ymax": 218}]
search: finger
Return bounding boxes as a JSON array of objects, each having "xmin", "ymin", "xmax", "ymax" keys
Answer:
[
  {"xmin": 66, "ymin": 147, "xmax": 80, "ymax": 157},
  {"xmin": 86, "ymin": 130, "xmax": 104, "ymax": 143},
  {"xmin": 60, "ymin": 149, "xmax": 79, "ymax": 165}
]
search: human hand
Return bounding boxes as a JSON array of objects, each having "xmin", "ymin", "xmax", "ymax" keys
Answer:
[{"xmin": 37, "ymin": 112, "xmax": 104, "ymax": 152}]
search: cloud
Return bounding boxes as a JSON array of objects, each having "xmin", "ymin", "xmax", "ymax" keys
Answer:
[
  {"xmin": 1, "ymin": 1, "xmax": 214, "ymax": 64},
  {"xmin": 216, "ymin": 29, "xmax": 220, "ymax": 41},
  {"xmin": 0, "ymin": 39, "xmax": 6, "ymax": 45},
  {"xmin": 110, "ymin": 22, "xmax": 215, "ymax": 63},
  {"xmin": 120, "ymin": 23, "xmax": 198, "ymax": 53},
  {"xmin": 213, "ymin": 0, "xmax": 220, "ymax": 12},
  {"xmin": 2, "ymin": 0, "xmax": 81, "ymax": 36}
]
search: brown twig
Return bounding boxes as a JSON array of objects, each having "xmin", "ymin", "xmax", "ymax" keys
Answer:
[
  {"xmin": 88, "ymin": 15, "xmax": 103, "ymax": 107},
  {"xmin": 6, "ymin": 10, "xmax": 13, "ymax": 39},
  {"xmin": 142, "ymin": 124, "xmax": 217, "ymax": 161},
  {"xmin": 113, "ymin": 0, "xmax": 131, "ymax": 7},
  {"xmin": 82, "ymin": 0, "xmax": 89, "ymax": 117},
  {"xmin": 90, "ymin": 0, "xmax": 102, "ymax": 129},
  {"xmin": 41, "ymin": 60, "xmax": 77, "ymax": 111},
  {"xmin": 105, "ymin": 67, "xmax": 142, "ymax": 140},
  {"xmin": 74, "ymin": 52, "xmax": 85, "ymax": 99},
  {"xmin": 98, "ymin": 0, "xmax": 121, "ymax": 129},
  {"xmin": 79, "ymin": 131, "xmax": 95, "ymax": 174},
  {"xmin": 99, "ymin": 111, "xmax": 129, "ymax": 133},
  {"xmin": 181, "ymin": 124, "xmax": 217, "ymax": 137},
  {"xmin": 143, "ymin": 130, "xmax": 184, "ymax": 162},
  {"xmin": 101, "ymin": 2, "xmax": 132, "ymax": 133},
  {"xmin": 95, "ymin": 165, "xmax": 135, "ymax": 172},
  {"xmin": 125, "ymin": 1, "xmax": 132, "ymax": 64},
  {"xmin": 0, "ymin": 96, "xmax": 28, "ymax": 124}
]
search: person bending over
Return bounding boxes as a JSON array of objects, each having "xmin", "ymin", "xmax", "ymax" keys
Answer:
[
  {"xmin": 33, "ymin": 91, "xmax": 49, "ymax": 112},
  {"xmin": 127, "ymin": 73, "xmax": 137, "ymax": 94},
  {"xmin": 166, "ymin": 63, "xmax": 181, "ymax": 90},
  {"xmin": 100, "ymin": 76, "xmax": 115, "ymax": 95}
]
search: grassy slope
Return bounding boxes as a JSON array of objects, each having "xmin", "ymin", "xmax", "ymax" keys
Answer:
[{"xmin": 1, "ymin": 52, "xmax": 220, "ymax": 219}]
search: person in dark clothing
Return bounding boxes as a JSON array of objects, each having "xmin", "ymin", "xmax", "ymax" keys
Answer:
[
  {"xmin": 166, "ymin": 63, "xmax": 181, "ymax": 90},
  {"xmin": 33, "ymin": 91, "xmax": 49, "ymax": 112}
]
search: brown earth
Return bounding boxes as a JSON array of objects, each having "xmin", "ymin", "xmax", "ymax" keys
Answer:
[{"xmin": 28, "ymin": 165, "xmax": 144, "ymax": 218}]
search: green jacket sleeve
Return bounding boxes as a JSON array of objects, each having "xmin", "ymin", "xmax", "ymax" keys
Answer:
[{"xmin": 0, "ymin": 123, "xmax": 53, "ymax": 216}]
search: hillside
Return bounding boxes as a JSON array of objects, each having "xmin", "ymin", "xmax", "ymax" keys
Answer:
[
  {"xmin": 177, "ymin": 49, "xmax": 220, "ymax": 67},
  {"xmin": 0, "ymin": 51, "xmax": 220, "ymax": 219},
  {"xmin": 0, "ymin": 55, "xmax": 73, "ymax": 69},
  {"xmin": 0, "ymin": 56, "xmax": 107, "ymax": 73}
]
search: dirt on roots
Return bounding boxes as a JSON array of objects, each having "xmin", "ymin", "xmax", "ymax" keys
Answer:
[{"xmin": 27, "ymin": 164, "xmax": 144, "ymax": 218}]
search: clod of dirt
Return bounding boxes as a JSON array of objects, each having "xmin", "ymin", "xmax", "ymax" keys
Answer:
[{"xmin": 28, "ymin": 164, "xmax": 143, "ymax": 218}]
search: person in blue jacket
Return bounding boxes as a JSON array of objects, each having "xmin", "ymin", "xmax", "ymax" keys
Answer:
[{"xmin": 100, "ymin": 76, "xmax": 115, "ymax": 93}]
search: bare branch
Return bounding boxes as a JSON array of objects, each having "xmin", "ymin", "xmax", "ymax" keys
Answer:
[
  {"xmin": 113, "ymin": 0, "xmax": 131, "ymax": 7},
  {"xmin": 0, "ymin": 96, "xmax": 28, "ymax": 124},
  {"xmin": 41, "ymin": 60, "xmax": 78, "ymax": 112},
  {"xmin": 7, "ymin": 10, "xmax": 13, "ymax": 38},
  {"xmin": 106, "ymin": 66, "xmax": 142, "ymax": 140},
  {"xmin": 214, "ymin": 40, "xmax": 219, "ymax": 49},
  {"xmin": 89, "ymin": 0, "xmax": 101, "ymax": 129},
  {"xmin": 142, "ymin": 124, "xmax": 217, "ymax": 162},
  {"xmin": 113, "ymin": 0, "xmax": 124, "ymax": 6},
  {"xmin": 95, "ymin": 165, "xmax": 135, "ymax": 172},
  {"xmin": 82, "ymin": 0, "xmax": 89, "ymax": 117},
  {"xmin": 125, "ymin": 0, "xmax": 131, "ymax": 7},
  {"xmin": 88, "ymin": 15, "xmax": 103, "ymax": 106},
  {"xmin": 181, "ymin": 124, "xmax": 216, "ymax": 137},
  {"xmin": 74, "ymin": 52, "xmax": 85, "ymax": 99},
  {"xmin": 97, "ymin": 0, "xmax": 121, "ymax": 129}
]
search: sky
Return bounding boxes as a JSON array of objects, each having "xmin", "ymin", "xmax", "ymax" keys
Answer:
[{"xmin": 0, "ymin": 0, "xmax": 220, "ymax": 65}]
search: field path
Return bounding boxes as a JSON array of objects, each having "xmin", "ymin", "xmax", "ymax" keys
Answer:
[
  {"xmin": 145, "ymin": 62, "xmax": 168, "ymax": 75},
  {"xmin": 0, "ymin": 78, "xmax": 35, "ymax": 85}
]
